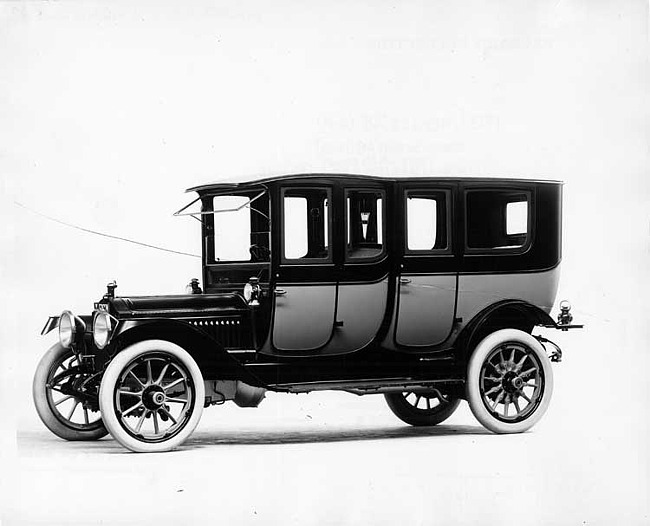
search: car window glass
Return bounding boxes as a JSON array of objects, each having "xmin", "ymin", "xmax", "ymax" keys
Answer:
[
  {"xmin": 506, "ymin": 201, "xmax": 528, "ymax": 235},
  {"xmin": 346, "ymin": 190, "xmax": 384, "ymax": 259},
  {"xmin": 212, "ymin": 195, "xmax": 252, "ymax": 261},
  {"xmin": 407, "ymin": 197, "xmax": 437, "ymax": 250},
  {"xmin": 405, "ymin": 191, "xmax": 448, "ymax": 252},
  {"xmin": 466, "ymin": 190, "xmax": 530, "ymax": 250},
  {"xmin": 284, "ymin": 197, "xmax": 308, "ymax": 258},
  {"xmin": 283, "ymin": 189, "xmax": 330, "ymax": 260}
]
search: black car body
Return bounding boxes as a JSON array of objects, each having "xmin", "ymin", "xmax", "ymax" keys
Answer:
[{"xmin": 34, "ymin": 174, "xmax": 582, "ymax": 452}]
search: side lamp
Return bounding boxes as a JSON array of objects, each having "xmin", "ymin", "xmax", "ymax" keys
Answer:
[{"xmin": 244, "ymin": 277, "xmax": 262, "ymax": 306}]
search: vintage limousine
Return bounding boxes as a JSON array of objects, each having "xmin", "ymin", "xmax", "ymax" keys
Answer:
[{"xmin": 34, "ymin": 174, "xmax": 581, "ymax": 452}]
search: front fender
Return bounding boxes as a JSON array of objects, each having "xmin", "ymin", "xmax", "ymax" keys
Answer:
[
  {"xmin": 110, "ymin": 318, "xmax": 265, "ymax": 388},
  {"xmin": 41, "ymin": 316, "xmax": 60, "ymax": 336},
  {"xmin": 41, "ymin": 314, "xmax": 94, "ymax": 336}
]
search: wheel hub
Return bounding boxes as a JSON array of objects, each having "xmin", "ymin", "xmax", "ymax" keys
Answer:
[
  {"xmin": 142, "ymin": 385, "xmax": 166, "ymax": 410},
  {"xmin": 502, "ymin": 372, "xmax": 524, "ymax": 394}
]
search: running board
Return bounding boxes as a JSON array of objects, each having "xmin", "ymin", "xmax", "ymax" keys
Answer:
[{"xmin": 273, "ymin": 377, "xmax": 465, "ymax": 395}]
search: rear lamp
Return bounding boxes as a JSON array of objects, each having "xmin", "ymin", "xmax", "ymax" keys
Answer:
[{"xmin": 557, "ymin": 300, "xmax": 573, "ymax": 325}]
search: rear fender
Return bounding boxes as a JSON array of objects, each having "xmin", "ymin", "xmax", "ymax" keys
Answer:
[
  {"xmin": 111, "ymin": 319, "xmax": 265, "ymax": 387},
  {"xmin": 455, "ymin": 300, "xmax": 555, "ymax": 366}
]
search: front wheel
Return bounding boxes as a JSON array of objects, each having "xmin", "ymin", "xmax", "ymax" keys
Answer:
[
  {"xmin": 33, "ymin": 343, "xmax": 107, "ymax": 441},
  {"xmin": 385, "ymin": 390, "xmax": 461, "ymax": 426},
  {"xmin": 99, "ymin": 340, "xmax": 205, "ymax": 453},
  {"xmin": 466, "ymin": 329, "xmax": 553, "ymax": 434}
]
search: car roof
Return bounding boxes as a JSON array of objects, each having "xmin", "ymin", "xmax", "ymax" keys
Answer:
[{"xmin": 186, "ymin": 173, "xmax": 563, "ymax": 193}]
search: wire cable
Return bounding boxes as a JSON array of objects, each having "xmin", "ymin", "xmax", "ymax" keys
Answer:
[{"xmin": 14, "ymin": 201, "xmax": 201, "ymax": 259}]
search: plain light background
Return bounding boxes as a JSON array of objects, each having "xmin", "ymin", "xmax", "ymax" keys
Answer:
[{"xmin": 1, "ymin": 1, "xmax": 649, "ymax": 524}]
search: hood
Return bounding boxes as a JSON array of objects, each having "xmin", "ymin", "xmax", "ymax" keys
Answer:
[{"xmin": 110, "ymin": 293, "xmax": 248, "ymax": 318}]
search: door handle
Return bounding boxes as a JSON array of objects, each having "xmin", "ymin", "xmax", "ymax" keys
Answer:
[
  {"xmin": 399, "ymin": 278, "xmax": 412, "ymax": 285},
  {"xmin": 275, "ymin": 288, "xmax": 287, "ymax": 296}
]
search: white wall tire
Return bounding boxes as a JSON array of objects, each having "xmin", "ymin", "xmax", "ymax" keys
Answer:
[
  {"xmin": 99, "ymin": 340, "xmax": 205, "ymax": 453},
  {"xmin": 466, "ymin": 329, "xmax": 553, "ymax": 434},
  {"xmin": 33, "ymin": 343, "xmax": 108, "ymax": 441}
]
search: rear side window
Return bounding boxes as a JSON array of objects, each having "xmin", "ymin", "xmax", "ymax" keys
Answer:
[
  {"xmin": 506, "ymin": 201, "xmax": 528, "ymax": 235},
  {"xmin": 466, "ymin": 190, "xmax": 531, "ymax": 250}
]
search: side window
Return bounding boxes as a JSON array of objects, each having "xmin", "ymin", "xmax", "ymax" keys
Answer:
[
  {"xmin": 212, "ymin": 195, "xmax": 252, "ymax": 262},
  {"xmin": 346, "ymin": 190, "xmax": 384, "ymax": 260},
  {"xmin": 211, "ymin": 192, "xmax": 270, "ymax": 263},
  {"xmin": 405, "ymin": 191, "xmax": 448, "ymax": 252},
  {"xmin": 466, "ymin": 190, "xmax": 531, "ymax": 250},
  {"xmin": 283, "ymin": 188, "xmax": 331, "ymax": 261},
  {"xmin": 506, "ymin": 200, "xmax": 528, "ymax": 235}
]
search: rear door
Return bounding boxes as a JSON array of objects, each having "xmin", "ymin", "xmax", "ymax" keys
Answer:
[
  {"xmin": 324, "ymin": 186, "xmax": 390, "ymax": 354},
  {"xmin": 394, "ymin": 184, "xmax": 458, "ymax": 347}
]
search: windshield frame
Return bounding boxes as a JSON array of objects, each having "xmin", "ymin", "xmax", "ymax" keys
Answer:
[{"xmin": 197, "ymin": 189, "xmax": 271, "ymax": 266}]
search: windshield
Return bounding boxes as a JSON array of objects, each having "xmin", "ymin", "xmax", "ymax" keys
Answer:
[{"xmin": 208, "ymin": 191, "xmax": 270, "ymax": 263}]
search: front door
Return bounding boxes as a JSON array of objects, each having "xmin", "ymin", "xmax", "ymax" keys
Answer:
[
  {"xmin": 272, "ymin": 186, "xmax": 336, "ymax": 352},
  {"xmin": 394, "ymin": 186, "xmax": 458, "ymax": 348}
]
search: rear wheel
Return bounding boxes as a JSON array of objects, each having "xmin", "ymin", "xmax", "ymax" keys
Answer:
[
  {"xmin": 466, "ymin": 329, "xmax": 553, "ymax": 434},
  {"xmin": 33, "ymin": 343, "xmax": 107, "ymax": 441},
  {"xmin": 385, "ymin": 390, "xmax": 461, "ymax": 426},
  {"xmin": 99, "ymin": 340, "xmax": 204, "ymax": 453}
]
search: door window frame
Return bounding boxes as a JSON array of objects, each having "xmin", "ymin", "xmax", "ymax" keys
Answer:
[
  {"xmin": 344, "ymin": 188, "xmax": 387, "ymax": 264},
  {"xmin": 403, "ymin": 188, "xmax": 453, "ymax": 257},
  {"xmin": 279, "ymin": 186, "xmax": 334, "ymax": 265}
]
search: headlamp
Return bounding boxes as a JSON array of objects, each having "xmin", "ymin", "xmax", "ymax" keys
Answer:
[
  {"xmin": 93, "ymin": 311, "xmax": 113, "ymax": 349},
  {"xmin": 58, "ymin": 310, "xmax": 76, "ymax": 348},
  {"xmin": 59, "ymin": 310, "xmax": 85, "ymax": 348}
]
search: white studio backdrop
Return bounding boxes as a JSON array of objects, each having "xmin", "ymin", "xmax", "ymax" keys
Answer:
[{"xmin": 1, "ymin": 1, "xmax": 649, "ymax": 525}]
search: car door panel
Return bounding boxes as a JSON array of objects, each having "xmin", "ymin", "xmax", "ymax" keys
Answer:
[
  {"xmin": 319, "ymin": 187, "xmax": 390, "ymax": 355},
  {"xmin": 395, "ymin": 274, "xmax": 456, "ymax": 347},
  {"xmin": 387, "ymin": 184, "xmax": 458, "ymax": 351},
  {"xmin": 326, "ymin": 277, "xmax": 389, "ymax": 353},
  {"xmin": 272, "ymin": 283, "xmax": 336, "ymax": 351},
  {"xmin": 269, "ymin": 185, "xmax": 337, "ymax": 353}
]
